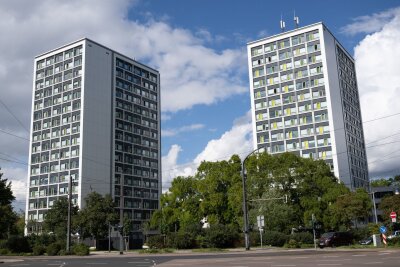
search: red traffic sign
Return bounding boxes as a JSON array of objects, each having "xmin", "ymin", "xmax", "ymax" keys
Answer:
[{"xmin": 390, "ymin": 211, "xmax": 397, "ymax": 219}]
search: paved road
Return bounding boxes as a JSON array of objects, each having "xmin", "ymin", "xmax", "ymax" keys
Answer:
[{"xmin": 1, "ymin": 249, "xmax": 400, "ymax": 267}]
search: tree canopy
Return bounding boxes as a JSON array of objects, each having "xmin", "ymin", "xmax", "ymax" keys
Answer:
[
  {"xmin": 150, "ymin": 152, "xmax": 372, "ymax": 235},
  {"xmin": 0, "ymin": 168, "xmax": 18, "ymax": 239}
]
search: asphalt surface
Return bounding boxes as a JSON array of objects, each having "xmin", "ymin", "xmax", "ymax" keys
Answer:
[{"xmin": 1, "ymin": 248, "xmax": 400, "ymax": 267}]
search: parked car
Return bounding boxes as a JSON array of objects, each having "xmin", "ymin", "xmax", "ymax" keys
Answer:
[
  {"xmin": 359, "ymin": 236, "xmax": 373, "ymax": 245},
  {"xmin": 318, "ymin": 232, "xmax": 353, "ymax": 248},
  {"xmin": 387, "ymin": 230, "xmax": 400, "ymax": 240}
]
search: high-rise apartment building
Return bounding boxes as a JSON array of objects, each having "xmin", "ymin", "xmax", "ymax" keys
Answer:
[
  {"xmin": 26, "ymin": 39, "xmax": 161, "ymax": 240},
  {"xmin": 247, "ymin": 22, "xmax": 368, "ymax": 189}
]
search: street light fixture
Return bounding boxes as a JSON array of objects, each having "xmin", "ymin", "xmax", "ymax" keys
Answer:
[{"xmin": 241, "ymin": 146, "xmax": 266, "ymax": 251}]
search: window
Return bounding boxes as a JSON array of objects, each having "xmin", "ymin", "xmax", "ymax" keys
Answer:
[
  {"xmin": 307, "ymin": 43, "xmax": 320, "ymax": 53},
  {"xmin": 266, "ymin": 65, "xmax": 278, "ymax": 74},
  {"xmin": 294, "ymin": 58, "xmax": 307, "ymax": 67},
  {"xmin": 292, "ymin": 34, "xmax": 305, "ymax": 45},
  {"xmin": 253, "ymin": 68, "xmax": 265, "ymax": 77},
  {"xmin": 279, "ymin": 62, "xmax": 293, "ymax": 71},
  {"xmin": 279, "ymin": 51, "xmax": 292, "ymax": 60},
  {"xmin": 317, "ymin": 137, "xmax": 331, "ymax": 146},
  {"xmin": 286, "ymin": 142, "xmax": 299, "ymax": 150},
  {"xmin": 308, "ymin": 54, "xmax": 322, "ymax": 64},
  {"xmin": 267, "ymin": 76, "xmax": 279, "ymax": 86},
  {"xmin": 284, "ymin": 118, "xmax": 297, "ymax": 126},
  {"xmin": 293, "ymin": 47, "xmax": 306, "ymax": 56},
  {"xmin": 253, "ymin": 79, "xmax": 265, "ymax": 88},
  {"xmin": 302, "ymin": 139, "xmax": 315, "ymax": 149},
  {"xmin": 252, "ymin": 46, "xmax": 263, "ymax": 56},
  {"xmin": 300, "ymin": 127, "xmax": 314, "ymax": 136},
  {"xmin": 285, "ymin": 130, "xmax": 298, "ymax": 139},
  {"xmin": 310, "ymin": 66, "xmax": 323, "ymax": 75},
  {"xmin": 306, "ymin": 31, "xmax": 320, "ymax": 41},
  {"xmin": 266, "ymin": 54, "xmax": 277, "ymax": 63},
  {"xmin": 264, "ymin": 43, "xmax": 277, "ymax": 52},
  {"xmin": 252, "ymin": 58, "xmax": 264, "ymax": 66}
]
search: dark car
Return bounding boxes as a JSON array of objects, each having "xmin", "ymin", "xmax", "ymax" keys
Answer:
[
  {"xmin": 359, "ymin": 236, "xmax": 373, "ymax": 245},
  {"xmin": 318, "ymin": 232, "xmax": 353, "ymax": 248}
]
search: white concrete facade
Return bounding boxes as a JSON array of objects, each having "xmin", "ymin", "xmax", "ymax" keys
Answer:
[
  {"xmin": 26, "ymin": 39, "xmax": 161, "ymax": 236},
  {"xmin": 247, "ymin": 23, "xmax": 368, "ymax": 189}
]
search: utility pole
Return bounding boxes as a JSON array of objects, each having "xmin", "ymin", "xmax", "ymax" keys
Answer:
[
  {"xmin": 241, "ymin": 160, "xmax": 250, "ymax": 251},
  {"xmin": 312, "ymin": 214, "xmax": 317, "ymax": 250},
  {"xmin": 66, "ymin": 176, "xmax": 72, "ymax": 253},
  {"xmin": 119, "ymin": 197, "xmax": 124, "ymax": 255},
  {"xmin": 108, "ymin": 223, "xmax": 111, "ymax": 253}
]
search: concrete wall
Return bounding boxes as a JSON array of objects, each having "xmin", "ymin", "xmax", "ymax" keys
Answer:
[
  {"xmin": 79, "ymin": 40, "xmax": 113, "ymax": 207},
  {"xmin": 321, "ymin": 27, "xmax": 351, "ymax": 187}
]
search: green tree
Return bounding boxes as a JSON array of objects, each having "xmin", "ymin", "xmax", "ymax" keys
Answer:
[
  {"xmin": 371, "ymin": 178, "xmax": 392, "ymax": 187},
  {"xmin": 379, "ymin": 194, "xmax": 400, "ymax": 223},
  {"xmin": 43, "ymin": 197, "xmax": 78, "ymax": 240},
  {"xmin": 196, "ymin": 155, "xmax": 243, "ymax": 227},
  {"xmin": 76, "ymin": 192, "xmax": 117, "ymax": 245},
  {"xmin": 246, "ymin": 152, "xmax": 349, "ymax": 233},
  {"xmin": 327, "ymin": 188, "xmax": 372, "ymax": 229},
  {"xmin": 150, "ymin": 175, "xmax": 202, "ymax": 233},
  {"xmin": 0, "ymin": 169, "xmax": 18, "ymax": 239}
]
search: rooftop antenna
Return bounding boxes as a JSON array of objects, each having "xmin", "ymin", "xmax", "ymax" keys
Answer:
[
  {"xmin": 294, "ymin": 10, "xmax": 300, "ymax": 29},
  {"xmin": 280, "ymin": 14, "xmax": 286, "ymax": 32}
]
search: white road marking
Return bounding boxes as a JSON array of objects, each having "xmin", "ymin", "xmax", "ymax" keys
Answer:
[
  {"xmin": 323, "ymin": 256, "xmax": 339, "ymax": 258},
  {"xmin": 291, "ymin": 256, "xmax": 309, "ymax": 259},
  {"xmin": 317, "ymin": 264, "xmax": 343, "ymax": 266},
  {"xmin": 85, "ymin": 263, "xmax": 107, "ymax": 265},
  {"xmin": 10, "ymin": 265, "xmax": 30, "ymax": 266},
  {"xmin": 272, "ymin": 265, "xmax": 296, "ymax": 267},
  {"xmin": 378, "ymin": 253, "xmax": 390, "ymax": 255},
  {"xmin": 364, "ymin": 262, "xmax": 383, "ymax": 265},
  {"xmin": 352, "ymin": 254, "xmax": 367, "ymax": 257}
]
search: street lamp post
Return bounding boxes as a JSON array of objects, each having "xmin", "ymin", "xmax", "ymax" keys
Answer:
[
  {"xmin": 371, "ymin": 191, "xmax": 378, "ymax": 224},
  {"xmin": 241, "ymin": 159, "xmax": 250, "ymax": 251},
  {"xmin": 241, "ymin": 147, "xmax": 265, "ymax": 251}
]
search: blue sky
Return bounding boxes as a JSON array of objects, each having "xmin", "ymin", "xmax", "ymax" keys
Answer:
[{"xmin": 1, "ymin": 0, "xmax": 400, "ymax": 209}]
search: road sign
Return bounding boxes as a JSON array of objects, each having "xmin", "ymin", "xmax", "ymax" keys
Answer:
[
  {"xmin": 257, "ymin": 215, "xmax": 265, "ymax": 228},
  {"xmin": 390, "ymin": 211, "xmax": 397, "ymax": 219},
  {"xmin": 380, "ymin": 225, "xmax": 387, "ymax": 234}
]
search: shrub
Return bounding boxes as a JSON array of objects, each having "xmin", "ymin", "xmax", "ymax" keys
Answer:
[
  {"xmin": 6, "ymin": 236, "xmax": 31, "ymax": 253},
  {"xmin": 46, "ymin": 243, "xmax": 62, "ymax": 256},
  {"xmin": 167, "ymin": 232, "xmax": 196, "ymax": 249},
  {"xmin": 350, "ymin": 227, "xmax": 370, "ymax": 241},
  {"xmin": 28, "ymin": 233, "xmax": 56, "ymax": 248},
  {"xmin": 263, "ymin": 231, "xmax": 288, "ymax": 247},
  {"xmin": 147, "ymin": 235, "xmax": 166, "ymax": 249},
  {"xmin": 0, "ymin": 240, "xmax": 7, "ymax": 249},
  {"xmin": 203, "ymin": 224, "xmax": 239, "ymax": 248},
  {"xmin": 389, "ymin": 237, "xmax": 400, "ymax": 246},
  {"xmin": 286, "ymin": 239, "xmax": 300, "ymax": 248},
  {"xmin": 0, "ymin": 248, "xmax": 10, "ymax": 255},
  {"xmin": 72, "ymin": 243, "xmax": 89, "ymax": 256},
  {"xmin": 290, "ymin": 232, "xmax": 314, "ymax": 244},
  {"xmin": 32, "ymin": 245, "xmax": 46, "ymax": 256}
]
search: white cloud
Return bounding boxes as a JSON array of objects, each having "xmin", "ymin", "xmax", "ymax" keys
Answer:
[
  {"xmin": 0, "ymin": 0, "xmax": 249, "ymax": 204},
  {"xmin": 341, "ymin": 7, "xmax": 400, "ymax": 35},
  {"xmin": 354, "ymin": 9, "xmax": 400, "ymax": 177},
  {"xmin": 162, "ymin": 123, "xmax": 205, "ymax": 137},
  {"xmin": 193, "ymin": 111, "xmax": 253, "ymax": 164},
  {"xmin": 161, "ymin": 145, "xmax": 195, "ymax": 191},
  {"xmin": 162, "ymin": 111, "xmax": 253, "ymax": 191}
]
